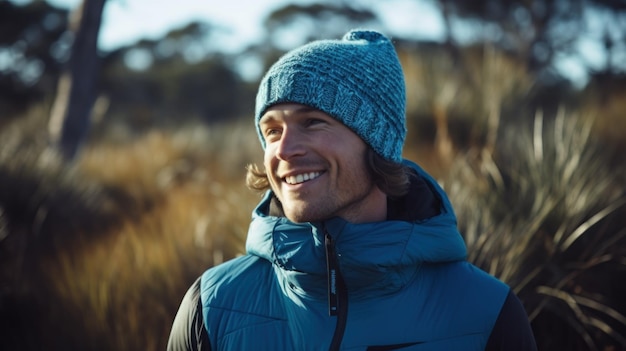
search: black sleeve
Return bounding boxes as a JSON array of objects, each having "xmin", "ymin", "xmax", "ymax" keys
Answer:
[
  {"xmin": 485, "ymin": 290, "xmax": 538, "ymax": 351},
  {"xmin": 167, "ymin": 277, "xmax": 211, "ymax": 351}
]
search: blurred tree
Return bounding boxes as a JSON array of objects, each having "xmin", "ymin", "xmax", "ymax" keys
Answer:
[
  {"xmin": 431, "ymin": 0, "xmax": 626, "ymax": 83},
  {"xmin": 48, "ymin": 0, "xmax": 106, "ymax": 161},
  {"xmin": 264, "ymin": 3, "xmax": 379, "ymax": 46},
  {"xmin": 0, "ymin": 1, "xmax": 69, "ymax": 118},
  {"xmin": 257, "ymin": 2, "xmax": 381, "ymax": 70},
  {"xmin": 98, "ymin": 21, "xmax": 251, "ymax": 132}
]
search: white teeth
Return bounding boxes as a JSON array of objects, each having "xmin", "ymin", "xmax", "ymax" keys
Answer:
[{"xmin": 285, "ymin": 172, "xmax": 321, "ymax": 185}]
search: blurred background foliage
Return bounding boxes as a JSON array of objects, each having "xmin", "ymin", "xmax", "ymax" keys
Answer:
[{"xmin": 1, "ymin": 0, "xmax": 625, "ymax": 350}]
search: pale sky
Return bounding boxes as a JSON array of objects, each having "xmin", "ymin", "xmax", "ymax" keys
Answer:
[
  {"xmin": 44, "ymin": 0, "xmax": 446, "ymax": 52},
  {"xmin": 16, "ymin": 0, "xmax": 606, "ymax": 85}
]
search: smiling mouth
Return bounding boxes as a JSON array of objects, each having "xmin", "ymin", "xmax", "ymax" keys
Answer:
[{"xmin": 284, "ymin": 171, "xmax": 322, "ymax": 185}]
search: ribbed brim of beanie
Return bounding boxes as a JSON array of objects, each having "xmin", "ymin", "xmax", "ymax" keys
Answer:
[{"xmin": 255, "ymin": 29, "xmax": 406, "ymax": 163}]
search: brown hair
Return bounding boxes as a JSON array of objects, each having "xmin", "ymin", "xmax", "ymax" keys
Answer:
[{"xmin": 245, "ymin": 148, "xmax": 411, "ymax": 198}]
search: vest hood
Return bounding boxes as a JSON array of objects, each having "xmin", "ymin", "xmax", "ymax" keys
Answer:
[{"xmin": 245, "ymin": 160, "xmax": 467, "ymax": 299}]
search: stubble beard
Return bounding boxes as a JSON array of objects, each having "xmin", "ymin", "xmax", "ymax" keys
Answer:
[{"xmin": 280, "ymin": 174, "xmax": 378, "ymax": 223}]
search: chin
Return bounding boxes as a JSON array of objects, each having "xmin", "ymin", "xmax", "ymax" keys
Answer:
[
  {"xmin": 284, "ymin": 211, "xmax": 310, "ymax": 223},
  {"xmin": 284, "ymin": 209, "xmax": 322, "ymax": 224}
]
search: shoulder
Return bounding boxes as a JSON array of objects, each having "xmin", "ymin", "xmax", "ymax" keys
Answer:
[
  {"xmin": 431, "ymin": 261, "xmax": 537, "ymax": 350},
  {"xmin": 413, "ymin": 261, "xmax": 511, "ymax": 336},
  {"xmin": 424, "ymin": 261, "xmax": 510, "ymax": 299},
  {"xmin": 200, "ymin": 255, "xmax": 289, "ymax": 349},
  {"xmin": 201, "ymin": 254, "xmax": 275, "ymax": 297},
  {"xmin": 449, "ymin": 261, "xmax": 511, "ymax": 319},
  {"xmin": 167, "ymin": 278, "xmax": 209, "ymax": 351},
  {"xmin": 200, "ymin": 254, "xmax": 283, "ymax": 318},
  {"xmin": 167, "ymin": 256, "xmax": 278, "ymax": 351},
  {"xmin": 485, "ymin": 290, "xmax": 538, "ymax": 350}
]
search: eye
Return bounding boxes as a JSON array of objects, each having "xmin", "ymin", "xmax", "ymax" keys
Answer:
[
  {"xmin": 263, "ymin": 127, "xmax": 282, "ymax": 142},
  {"xmin": 305, "ymin": 118, "xmax": 326, "ymax": 127}
]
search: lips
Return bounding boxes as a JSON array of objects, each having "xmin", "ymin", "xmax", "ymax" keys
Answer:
[{"xmin": 284, "ymin": 171, "xmax": 322, "ymax": 185}]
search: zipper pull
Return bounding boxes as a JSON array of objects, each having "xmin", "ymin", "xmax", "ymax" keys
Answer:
[
  {"xmin": 324, "ymin": 229, "xmax": 349, "ymax": 351},
  {"xmin": 325, "ymin": 231, "xmax": 339, "ymax": 316}
]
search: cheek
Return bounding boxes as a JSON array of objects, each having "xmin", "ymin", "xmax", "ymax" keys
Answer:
[
  {"xmin": 263, "ymin": 147, "xmax": 274, "ymax": 167},
  {"xmin": 263, "ymin": 149, "xmax": 279, "ymax": 179}
]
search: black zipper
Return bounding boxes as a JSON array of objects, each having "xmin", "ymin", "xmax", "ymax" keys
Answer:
[{"xmin": 325, "ymin": 229, "xmax": 348, "ymax": 351}]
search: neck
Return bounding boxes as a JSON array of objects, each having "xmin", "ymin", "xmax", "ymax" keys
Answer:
[
  {"xmin": 339, "ymin": 187, "xmax": 388, "ymax": 224},
  {"xmin": 268, "ymin": 188, "xmax": 388, "ymax": 224}
]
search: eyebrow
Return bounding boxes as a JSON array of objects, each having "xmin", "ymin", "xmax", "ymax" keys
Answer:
[
  {"xmin": 259, "ymin": 106, "xmax": 320, "ymax": 124},
  {"xmin": 258, "ymin": 114, "xmax": 276, "ymax": 125}
]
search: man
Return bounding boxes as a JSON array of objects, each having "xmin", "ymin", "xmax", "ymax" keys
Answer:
[{"xmin": 168, "ymin": 29, "xmax": 537, "ymax": 351}]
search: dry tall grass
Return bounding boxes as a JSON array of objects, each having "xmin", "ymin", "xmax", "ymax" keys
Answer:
[
  {"xmin": 2, "ymin": 51, "xmax": 626, "ymax": 350},
  {"xmin": 444, "ymin": 108, "xmax": 626, "ymax": 350},
  {"xmin": 399, "ymin": 42, "xmax": 534, "ymax": 177},
  {"xmin": 0, "ymin": 111, "xmax": 261, "ymax": 350}
]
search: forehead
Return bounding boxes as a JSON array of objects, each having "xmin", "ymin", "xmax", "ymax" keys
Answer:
[{"xmin": 259, "ymin": 103, "xmax": 325, "ymax": 122}]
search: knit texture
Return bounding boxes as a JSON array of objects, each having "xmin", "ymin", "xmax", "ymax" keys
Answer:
[{"xmin": 255, "ymin": 29, "xmax": 407, "ymax": 162}]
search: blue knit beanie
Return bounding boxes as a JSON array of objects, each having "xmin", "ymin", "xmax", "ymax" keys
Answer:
[{"xmin": 255, "ymin": 29, "xmax": 406, "ymax": 163}]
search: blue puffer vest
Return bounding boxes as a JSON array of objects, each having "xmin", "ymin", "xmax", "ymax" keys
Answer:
[{"xmin": 200, "ymin": 161, "xmax": 509, "ymax": 350}]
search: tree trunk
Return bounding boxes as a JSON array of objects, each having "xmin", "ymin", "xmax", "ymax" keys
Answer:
[{"xmin": 48, "ymin": 0, "xmax": 106, "ymax": 161}]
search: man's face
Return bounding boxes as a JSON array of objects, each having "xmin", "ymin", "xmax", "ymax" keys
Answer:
[{"xmin": 259, "ymin": 103, "xmax": 386, "ymax": 223}]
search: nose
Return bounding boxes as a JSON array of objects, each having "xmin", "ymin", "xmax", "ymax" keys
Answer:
[{"xmin": 275, "ymin": 127, "xmax": 306, "ymax": 160}]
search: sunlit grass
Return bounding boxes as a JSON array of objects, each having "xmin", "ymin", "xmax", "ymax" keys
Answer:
[
  {"xmin": 0, "ymin": 115, "xmax": 261, "ymax": 350},
  {"xmin": 1, "ymin": 49, "xmax": 625, "ymax": 350}
]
